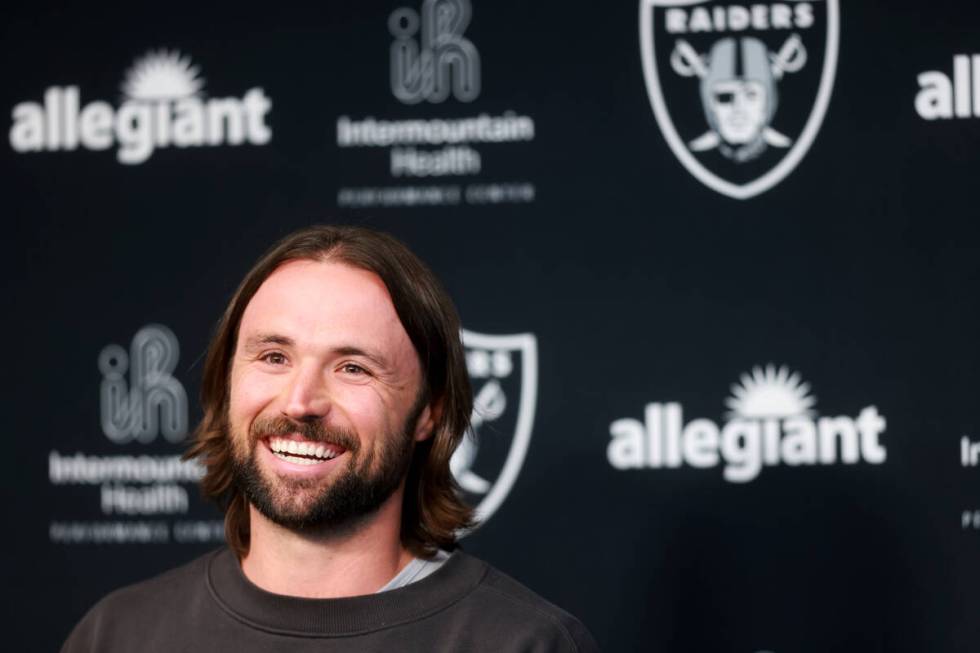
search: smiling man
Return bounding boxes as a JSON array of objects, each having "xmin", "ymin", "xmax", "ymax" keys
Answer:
[{"xmin": 62, "ymin": 225, "xmax": 598, "ymax": 652}]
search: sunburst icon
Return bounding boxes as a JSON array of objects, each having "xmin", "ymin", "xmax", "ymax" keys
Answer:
[
  {"xmin": 725, "ymin": 364, "xmax": 816, "ymax": 420},
  {"xmin": 121, "ymin": 50, "xmax": 205, "ymax": 101}
]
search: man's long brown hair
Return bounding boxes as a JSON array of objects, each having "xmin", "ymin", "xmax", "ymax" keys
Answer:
[{"xmin": 184, "ymin": 225, "xmax": 475, "ymax": 558}]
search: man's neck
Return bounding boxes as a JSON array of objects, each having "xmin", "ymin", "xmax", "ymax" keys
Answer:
[{"xmin": 240, "ymin": 496, "xmax": 414, "ymax": 599}]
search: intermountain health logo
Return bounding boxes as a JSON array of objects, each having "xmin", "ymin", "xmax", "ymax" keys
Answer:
[
  {"xmin": 390, "ymin": 0, "xmax": 480, "ymax": 104},
  {"xmin": 46, "ymin": 324, "xmax": 215, "ymax": 545},
  {"xmin": 334, "ymin": 0, "xmax": 536, "ymax": 208},
  {"xmin": 607, "ymin": 365, "xmax": 886, "ymax": 482},
  {"xmin": 99, "ymin": 324, "xmax": 188, "ymax": 444},
  {"xmin": 9, "ymin": 49, "xmax": 272, "ymax": 164},
  {"xmin": 453, "ymin": 329, "xmax": 537, "ymax": 525},
  {"xmin": 639, "ymin": 0, "xmax": 839, "ymax": 199}
]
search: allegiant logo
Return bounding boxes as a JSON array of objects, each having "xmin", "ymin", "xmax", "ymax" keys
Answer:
[
  {"xmin": 8, "ymin": 50, "xmax": 272, "ymax": 164},
  {"xmin": 607, "ymin": 365, "xmax": 886, "ymax": 483}
]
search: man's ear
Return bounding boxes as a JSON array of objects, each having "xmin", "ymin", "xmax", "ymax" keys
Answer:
[{"xmin": 413, "ymin": 398, "xmax": 442, "ymax": 442}]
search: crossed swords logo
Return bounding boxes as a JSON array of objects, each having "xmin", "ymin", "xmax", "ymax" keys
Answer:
[{"xmin": 450, "ymin": 378, "xmax": 506, "ymax": 493}]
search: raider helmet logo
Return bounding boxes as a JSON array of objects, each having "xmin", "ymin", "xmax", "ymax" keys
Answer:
[
  {"xmin": 640, "ymin": 0, "xmax": 839, "ymax": 199},
  {"xmin": 452, "ymin": 330, "xmax": 538, "ymax": 528}
]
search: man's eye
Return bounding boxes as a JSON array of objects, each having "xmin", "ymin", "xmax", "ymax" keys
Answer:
[
  {"xmin": 341, "ymin": 363, "xmax": 368, "ymax": 375},
  {"xmin": 261, "ymin": 352, "xmax": 287, "ymax": 365}
]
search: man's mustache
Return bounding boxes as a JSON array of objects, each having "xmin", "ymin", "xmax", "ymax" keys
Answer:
[{"xmin": 248, "ymin": 415, "xmax": 359, "ymax": 452}]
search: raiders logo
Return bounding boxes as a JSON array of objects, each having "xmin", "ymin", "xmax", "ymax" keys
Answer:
[
  {"xmin": 453, "ymin": 329, "xmax": 538, "ymax": 528},
  {"xmin": 640, "ymin": 0, "xmax": 839, "ymax": 199}
]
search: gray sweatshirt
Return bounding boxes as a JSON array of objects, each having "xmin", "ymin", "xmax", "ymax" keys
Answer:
[{"xmin": 62, "ymin": 548, "xmax": 600, "ymax": 652}]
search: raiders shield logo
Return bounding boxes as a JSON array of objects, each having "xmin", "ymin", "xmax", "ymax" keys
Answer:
[
  {"xmin": 640, "ymin": 0, "xmax": 839, "ymax": 199},
  {"xmin": 453, "ymin": 329, "xmax": 538, "ymax": 527}
]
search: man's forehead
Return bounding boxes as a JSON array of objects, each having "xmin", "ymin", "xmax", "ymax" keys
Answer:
[
  {"xmin": 239, "ymin": 259, "xmax": 407, "ymax": 345},
  {"xmin": 257, "ymin": 258, "xmax": 388, "ymax": 301}
]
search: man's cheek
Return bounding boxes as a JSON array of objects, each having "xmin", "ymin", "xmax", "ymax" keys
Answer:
[
  {"xmin": 230, "ymin": 370, "xmax": 280, "ymax": 417},
  {"xmin": 337, "ymin": 389, "xmax": 388, "ymax": 436}
]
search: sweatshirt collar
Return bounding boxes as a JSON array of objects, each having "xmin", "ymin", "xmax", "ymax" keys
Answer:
[{"xmin": 205, "ymin": 547, "xmax": 486, "ymax": 637}]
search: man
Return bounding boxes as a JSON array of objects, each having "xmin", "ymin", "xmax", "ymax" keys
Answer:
[{"xmin": 62, "ymin": 225, "xmax": 599, "ymax": 652}]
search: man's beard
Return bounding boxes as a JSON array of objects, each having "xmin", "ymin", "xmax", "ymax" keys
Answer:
[{"xmin": 229, "ymin": 410, "xmax": 418, "ymax": 534}]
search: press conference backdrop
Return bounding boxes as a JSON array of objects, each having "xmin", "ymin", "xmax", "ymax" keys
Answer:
[{"xmin": 5, "ymin": 0, "xmax": 979, "ymax": 650}]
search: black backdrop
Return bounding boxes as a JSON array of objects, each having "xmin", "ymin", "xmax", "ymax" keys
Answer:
[{"xmin": 5, "ymin": 1, "xmax": 980, "ymax": 651}]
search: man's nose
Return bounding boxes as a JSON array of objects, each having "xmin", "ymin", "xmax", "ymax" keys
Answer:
[{"xmin": 281, "ymin": 363, "xmax": 331, "ymax": 420}]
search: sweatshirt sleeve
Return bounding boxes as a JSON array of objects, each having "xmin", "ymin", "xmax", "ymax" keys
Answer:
[{"xmin": 60, "ymin": 604, "xmax": 103, "ymax": 653}]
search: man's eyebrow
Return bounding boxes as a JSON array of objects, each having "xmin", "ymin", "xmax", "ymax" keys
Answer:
[
  {"xmin": 241, "ymin": 333, "xmax": 294, "ymax": 350},
  {"xmin": 333, "ymin": 346, "xmax": 391, "ymax": 369}
]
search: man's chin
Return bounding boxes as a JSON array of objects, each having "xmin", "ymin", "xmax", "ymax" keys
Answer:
[
  {"xmin": 251, "ymin": 475, "xmax": 331, "ymax": 519},
  {"xmin": 255, "ymin": 503, "xmax": 329, "ymax": 530},
  {"xmin": 251, "ymin": 490, "xmax": 379, "ymax": 536},
  {"xmin": 250, "ymin": 491, "xmax": 334, "ymax": 530}
]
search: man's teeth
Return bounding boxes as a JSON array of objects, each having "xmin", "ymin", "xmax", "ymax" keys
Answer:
[
  {"xmin": 268, "ymin": 437, "xmax": 339, "ymax": 465},
  {"xmin": 273, "ymin": 453, "xmax": 322, "ymax": 465}
]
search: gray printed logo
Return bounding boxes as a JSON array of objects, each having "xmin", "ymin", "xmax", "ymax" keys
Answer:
[
  {"xmin": 640, "ymin": 0, "xmax": 839, "ymax": 199},
  {"xmin": 389, "ymin": 0, "xmax": 481, "ymax": 104},
  {"xmin": 99, "ymin": 324, "xmax": 188, "ymax": 444}
]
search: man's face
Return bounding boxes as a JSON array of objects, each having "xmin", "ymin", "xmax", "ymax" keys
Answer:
[
  {"xmin": 227, "ymin": 259, "xmax": 434, "ymax": 532},
  {"xmin": 709, "ymin": 79, "xmax": 767, "ymax": 144}
]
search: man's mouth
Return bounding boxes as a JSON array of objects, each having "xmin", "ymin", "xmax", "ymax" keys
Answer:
[{"xmin": 266, "ymin": 436, "xmax": 345, "ymax": 466}]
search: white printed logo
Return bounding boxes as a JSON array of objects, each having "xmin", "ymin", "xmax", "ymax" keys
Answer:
[
  {"xmin": 99, "ymin": 324, "xmax": 188, "ymax": 444},
  {"xmin": 639, "ymin": 0, "xmax": 839, "ymax": 199},
  {"xmin": 915, "ymin": 54, "xmax": 980, "ymax": 120},
  {"xmin": 959, "ymin": 430, "xmax": 979, "ymax": 531},
  {"xmin": 390, "ymin": 0, "xmax": 481, "ymax": 104},
  {"xmin": 453, "ymin": 329, "xmax": 537, "ymax": 525},
  {"xmin": 9, "ymin": 49, "xmax": 272, "ymax": 164},
  {"xmin": 608, "ymin": 365, "xmax": 886, "ymax": 482},
  {"xmin": 962, "ymin": 435, "xmax": 980, "ymax": 467}
]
